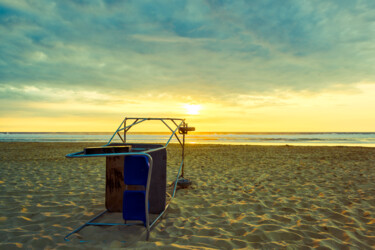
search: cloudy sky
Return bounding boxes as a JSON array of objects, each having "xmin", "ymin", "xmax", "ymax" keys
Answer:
[{"xmin": 1, "ymin": 0, "xmax": 375, "ymax": 132}]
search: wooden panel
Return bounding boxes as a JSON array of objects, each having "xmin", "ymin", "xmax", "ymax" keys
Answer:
[
  {"xmin": 84, "ymin": 145, "xmax": 131, "ymax": 155},
  {"xmin": 105, "ymin": 156, "xmax": 125, "ymax": 212}
]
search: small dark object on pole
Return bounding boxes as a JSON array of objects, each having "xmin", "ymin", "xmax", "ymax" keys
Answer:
[
  {"xmin": 177, "ymin": 178, "xmax": 192, "ymax": 189},
  {"xmin": 179, "ymin": 123, "xmax": 195, "ymax": 134}
]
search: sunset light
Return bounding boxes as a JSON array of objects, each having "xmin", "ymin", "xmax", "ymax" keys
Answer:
[
  {"xmin": 0, "ymin": 1, "xmax": 374, "ymax": 133},
  {"xmin": 184, "ymin": 104, "xmax": 201, "ymax": 115}
]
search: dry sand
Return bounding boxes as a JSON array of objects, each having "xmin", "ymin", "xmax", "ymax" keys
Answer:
[{"xmin": 1, "ymin": 142, "xmax": 375, "ymax": 249}]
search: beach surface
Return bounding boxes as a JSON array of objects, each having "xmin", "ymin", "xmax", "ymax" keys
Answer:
[{"xmin": 1, "ymin": 142, "xmax": 375, "ymax": 249}]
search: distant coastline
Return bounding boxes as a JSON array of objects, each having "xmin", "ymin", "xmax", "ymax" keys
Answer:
[
  {"xmin": 1, "ymin": 132, "xmax": 375, "ymax": 147},
  {"xmin": 1, "ymin": 132, "xmax": 375, "ymax": 135}
]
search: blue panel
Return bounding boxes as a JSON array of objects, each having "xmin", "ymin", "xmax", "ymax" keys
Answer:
[
  {"xmin": 124, "ymin": 155, "xmax": 149, "ymax": 186},
  {"xmin": 123, "ymin": 190, "xmax": 146, "ymax": 225}
]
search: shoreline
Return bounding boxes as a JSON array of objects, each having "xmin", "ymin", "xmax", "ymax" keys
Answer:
[
  {"xmin": 1, "ymin": 141, "xmax": 375, "ymax": 148},
  {"xmin": 2, "ymin": 132, "xmax": 375, "ymax": 148}
]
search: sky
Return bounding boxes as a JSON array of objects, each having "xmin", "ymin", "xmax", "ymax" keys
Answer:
[{"xmin": 1, "ymin": 0, "xmax": 375, "ymax": 132}]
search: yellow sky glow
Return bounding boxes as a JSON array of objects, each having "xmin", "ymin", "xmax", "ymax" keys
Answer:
[{"xmin": 1, "ymin": 83, "xmax": 374, "ymax": 132}]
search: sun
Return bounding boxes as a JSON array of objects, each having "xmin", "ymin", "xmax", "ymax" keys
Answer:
[{"xmin": 184, "ymin": 104, "xmax": 201, "ymax": 115}]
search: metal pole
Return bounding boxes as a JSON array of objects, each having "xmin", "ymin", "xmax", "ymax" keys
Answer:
[
  {"xmin": 64, "ymin": 210, "xmax": 108, "ymax": 241},
  {"xmin": 106, "ymin": 116, "xmax": 127, "ymax": 145},
  {"xmin": 165, "ymin": 120, "xmax": 184, "ymax": 147},
  {"xmin": 124, "ymin": 118, "xmax": 127, "ymax": 143},
  {"xmin": 162, "ymin": 119, "xmax": 183, "ymax": 146},
  {"xmin": 181, "ymin": 120, "xmax": 186, "ymax": 178}
]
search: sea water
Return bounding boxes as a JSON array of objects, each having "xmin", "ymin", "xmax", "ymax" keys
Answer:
[{"xmin": 1, "ymin": 132, "xmax": 375, "ymax": 147}]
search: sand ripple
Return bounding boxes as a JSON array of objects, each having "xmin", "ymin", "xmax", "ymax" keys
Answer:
[{"xmin": 1, "ymin": 142, "xmax": 375, "ymax": 249}]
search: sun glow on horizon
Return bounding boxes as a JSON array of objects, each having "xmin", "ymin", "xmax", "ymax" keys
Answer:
[
  {"xmin": 1, "ymin": 83, "xmax": 375, "ymax": 132},
  {"xmin": 184, "ymin": 104, "xmax": 201, "ymax": 115}
]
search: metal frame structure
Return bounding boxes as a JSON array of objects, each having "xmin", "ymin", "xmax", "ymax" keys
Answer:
[{"xmin": 64, "ymin": 117, "xmax": 192, "ymax": 241}]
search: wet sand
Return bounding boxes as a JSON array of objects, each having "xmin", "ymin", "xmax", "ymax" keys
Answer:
[{"xmin": 1, "ymin": 142, "xmax": 375, "ymax": 249}]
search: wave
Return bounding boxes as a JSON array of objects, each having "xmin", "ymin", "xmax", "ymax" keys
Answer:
[{"xmin": 1, "ymin": 132, "xmax": 375, "ymax": 146}]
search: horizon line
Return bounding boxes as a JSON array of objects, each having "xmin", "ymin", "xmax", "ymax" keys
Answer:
[{"xmin": 2, "ymin": 131, "xmax": 375, "ymax": 134}]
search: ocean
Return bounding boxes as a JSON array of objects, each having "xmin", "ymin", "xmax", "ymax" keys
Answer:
[{"xmin": 1, "ymin": 132, "xmax": 375, "ymax": 147}]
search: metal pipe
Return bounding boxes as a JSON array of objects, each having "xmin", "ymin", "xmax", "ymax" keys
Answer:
[
  {"xmin": 150, "ymin": 158, "xmax": 183, "ymax": 229},
  {"xmin": 182, "ymin": 131, "xmax": 185, "ymax": 178},
  {"xmin": 161, "ymin": 119, "xmax": 173, "ymax": 132},
  {"xmin": 165, "ymin": 120, "xmax": 184, "ymax": 147},
  {"xmin": 171, "ymin": 119, "xmax": 179, "ymax": 127},
  {"xmin": 172, "ymin": 159, "xmax": 184, "ymax": 197},
  {"xmin": 66, "ymin": 146, "xmax": 166, "ymax": 158},
  {"xmin": 117, "ymin": 118, "xmax": 146, "ymax": 133},
  {"xmin": 107, "ymin": 116, "xmax": 127, "ymax": 145},
  {"xmin": 64, "ymin": 210, "xmax": 108, "ymax": 241},
  {"xmin": 117, "ymin": 132, "xmax": 125, "ymax": 143},
  {"xmin": 125, "ymin": 117, "xmax": 184, "ymax": 121},
  {"xmin": 124, "ymin": 119, "xmax": 127, "ymax": 143},
  {"xmin": 87, "ymin": 222, "xmax": 138, "ymax": 226},
  {"xmin": 143, "ymin": 153, "xmax": 153, "ymax": 232},
  {"xmin": 150, "ymin": 203, "xmax": 170, "ymax": 229},
  {"xmin": 161, "ymin": 120, "xmax": 183, "ymax": 146},
  {"xmin": 124, "ymin": 118, "xmax": 139, "ymax": 133}
]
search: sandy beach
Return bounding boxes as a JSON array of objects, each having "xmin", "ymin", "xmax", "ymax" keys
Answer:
[{"xmin": 1, "ymin": 142, "xmax": 375, "ymax": 249}]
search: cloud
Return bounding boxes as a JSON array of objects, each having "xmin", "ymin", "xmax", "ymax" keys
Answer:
[
  {"xmin": 0, "ymin": 84, "xmax": 194, "ymax": 119},
  {"xmin": 1, "ymin": 0, "xmax": 375, "ymax": 100}
]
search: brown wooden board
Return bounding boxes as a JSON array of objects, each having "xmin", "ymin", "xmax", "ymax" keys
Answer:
[
  {"xmin": 84, "ymin": 146, "xmax": 131, "ymax": 155},
  {"xmin": 105, "ymin": 155, "xmax": 126, "ymax": 212}
]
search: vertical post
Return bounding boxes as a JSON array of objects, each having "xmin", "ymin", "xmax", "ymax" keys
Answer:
[
  {"xmin": 181, "ymin": 120, "xmax": 186, "ymax": 178},
  {"xmin": 124, "ymin": 118, "xmax": 127, "ymax": 143}
]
